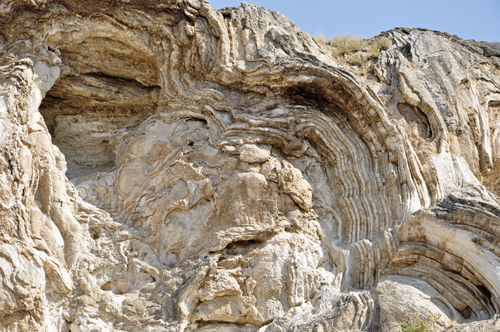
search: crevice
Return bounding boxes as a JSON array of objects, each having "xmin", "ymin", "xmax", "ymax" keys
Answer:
[
  {"xmin": 74, "ymin": 72, "xmax": 161, "ymax": 90},
  {"xmin": 226, "ymin": 239, "xmax": 263, "ymax": 249},
  {"xmin": 195, "ymin": 320, "xmax": 265, "ymax": 328},
  {"xmin": 287, "ymin": 84, "xmax": 335, "ymax": 110},
  {"xmin": 397, "ymin": 102, "xmax": 432, "ymax": 139},
  {"xmin": 39, "ymin": 76, "xmax": 155, "ymax": 179}
]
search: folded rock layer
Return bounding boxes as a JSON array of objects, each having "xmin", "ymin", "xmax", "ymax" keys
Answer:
[{"xmin": 0, "ymin": 1, "xmax": 500, "ymax": 331}]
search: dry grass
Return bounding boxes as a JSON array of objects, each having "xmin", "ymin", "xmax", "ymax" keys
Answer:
[
  {"xmin": 343, "ymin": 53, "xmax": 367, "ymax": 76},
  {"xmin": 401, "ymin": 312, "xmax": 441, "ymax": 332},
  {"xmin": 315, "ymin": 34, "xmax": 393, "ymax": 76}
]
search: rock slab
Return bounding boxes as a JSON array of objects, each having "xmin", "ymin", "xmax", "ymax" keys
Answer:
[{"xmin": 0, "ymin": 1, "xmax": 499, "ymax": 331}]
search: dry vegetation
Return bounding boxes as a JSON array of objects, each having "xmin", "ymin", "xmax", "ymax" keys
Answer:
[
  {"xmin": 315, "ymin": 34, "xmax": 392, "ymax": 76},
  {"xmin": 401, "ymin": 313, "xmax": 442, "ymax": 332}
]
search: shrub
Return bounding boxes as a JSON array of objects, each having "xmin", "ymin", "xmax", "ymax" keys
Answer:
[
  {"xmin": 314, "ymin": 34, "xmax": 393, "ymax": 76},
  {"xmin": 315, "ymin": 34, "xmax": 392, "ymax": 57},
  {"xmin": 344, "ymin": 53, "xmax": 364, "ymax": 67},
  {"xmin": 401, "ymin": 312, "xmax": 441, "ymax": 332},
  {"xmin": 376, "ymin": 36, "xmax": 393, "ymax": 51},
  {"xmin": 315, "ymin": 33, "xmax": 328, "ymax": 47},
  {"xmin": 328, "ymin": 34, "xmax": 366, "ymax": 54}
]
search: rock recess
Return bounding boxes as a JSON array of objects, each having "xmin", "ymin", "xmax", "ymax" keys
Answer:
[{"xmin": 0, "ymin": 1, "xmax": 500, "ymax": 331}]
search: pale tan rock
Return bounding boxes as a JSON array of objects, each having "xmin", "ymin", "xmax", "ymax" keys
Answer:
[
  {"xmin": 0, "ymin": 1, "xmax": 500, "ymax": 332},
  {"xmin": 278, "ymin": 160, "xmax": 313, "ymax": 211},
  {"xmin": 377, "ymin": 275, "xmax": 461, "ymax": 331},
  {"xmin": 239, "ymin": 144, "xmax": 270, "ymax": 164}
]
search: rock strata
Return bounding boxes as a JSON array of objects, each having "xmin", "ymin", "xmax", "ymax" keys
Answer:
[{"xmin": 0, "ymin": 1, "xmax": 500, "ymax": 331}]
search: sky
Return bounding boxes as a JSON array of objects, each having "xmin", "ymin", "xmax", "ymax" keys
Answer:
[{"xmin": 207, "ymin": 0, "xmax": 500, "ymax": 43}]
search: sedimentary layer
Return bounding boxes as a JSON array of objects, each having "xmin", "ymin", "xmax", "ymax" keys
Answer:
[{"xmin": 0, "ymin": 1, "xmax": 500, "ymax": 331}]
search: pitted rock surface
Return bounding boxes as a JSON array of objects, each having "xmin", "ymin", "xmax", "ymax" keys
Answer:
[{"xmin": 0, "ymin": 1, "xmax": 500, "ymax": 331}]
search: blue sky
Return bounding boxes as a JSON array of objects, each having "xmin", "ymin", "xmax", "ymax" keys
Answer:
[{"xmin": 208, "ymin": 0, "xmax": 500, "ymax": 42}]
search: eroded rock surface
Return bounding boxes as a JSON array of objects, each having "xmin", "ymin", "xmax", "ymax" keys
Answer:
[{"xmin": 0, "ymin": 1, "xmax": 500, "ymax": 331}]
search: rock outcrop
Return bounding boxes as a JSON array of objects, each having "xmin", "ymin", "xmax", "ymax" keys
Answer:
[{"xmin": 0, "ymin": 1, "xmax": 500, "ymax": 331}]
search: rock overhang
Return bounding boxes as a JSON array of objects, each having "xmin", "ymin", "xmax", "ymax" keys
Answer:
[{"xmin": 0, "ymin": 1, "xmax": 500, "ymax": 331}]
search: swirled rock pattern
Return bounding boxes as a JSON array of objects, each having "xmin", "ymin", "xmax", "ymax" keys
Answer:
[{"xmin": 0, "ymin": 1, "xmax": 500, "ymax": 331}]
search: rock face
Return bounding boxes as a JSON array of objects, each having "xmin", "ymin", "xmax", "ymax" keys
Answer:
[{"xmin": 0, "ymin": 1, "xmax": 500, "ymax": 331}]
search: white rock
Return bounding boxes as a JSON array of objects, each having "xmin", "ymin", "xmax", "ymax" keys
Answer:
[{"xmin": 239, "ymin": 144, "xmax": 270, "ymax": 163}]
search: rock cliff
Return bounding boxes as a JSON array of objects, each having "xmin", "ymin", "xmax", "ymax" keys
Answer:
[{"xmin": 1, "ymin": 1, "xmax": 500, "ymax": 331}]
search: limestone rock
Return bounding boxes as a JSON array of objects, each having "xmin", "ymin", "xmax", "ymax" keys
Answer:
[
  {"xmin": 0, "ymin": 2, "xmax": 500, "ymax": 332},
  {"xmin": 239, "ymin": 144, "xmax": 270, "ymax": 164},
  {"xmin": 376, "ymin": 275, "xmax": 462, "ymax": 331}
]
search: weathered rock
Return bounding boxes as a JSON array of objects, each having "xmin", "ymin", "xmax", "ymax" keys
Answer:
[
  {"xmin": 377, "ymin": 275, "xmax": 462, "ymax": 331},
  {"xmin": 0, "ymin": 1, "xmax": 499, "ymax": 332}
]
